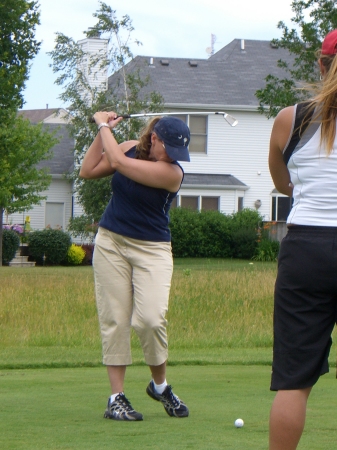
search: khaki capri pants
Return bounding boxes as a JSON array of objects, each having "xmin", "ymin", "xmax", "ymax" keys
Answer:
[{"xmin": 93, "ymin": 227, "xmax": 173, "ymax": 366}]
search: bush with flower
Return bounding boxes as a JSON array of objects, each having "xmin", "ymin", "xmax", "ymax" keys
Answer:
[
  {"xmin": 3, "ymin": 224, "xmax": 24, "ymax": 234},
  {"xmin": 3, "ymin": 223, "xmax": 29, "ymax": 243}
]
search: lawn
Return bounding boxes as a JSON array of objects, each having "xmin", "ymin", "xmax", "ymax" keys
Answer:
[
  {"xmin": 1, "ymin": 365, "xmax": 337, "ymax": 450},
  {"xmin": 0, "ymin": 259, "xmax": 336, "ymax": 449}
]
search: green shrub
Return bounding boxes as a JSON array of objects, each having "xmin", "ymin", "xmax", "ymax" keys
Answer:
[
  {"xmin": 229, "ymin": 209, "xmax": 263, "ymax": 259},
  {"xmin": 28, "ymin": 228, "xmax": 71, "ymax": 265},
  {"xmin": 169, "ymin": 207, "xmax": 265, "ymax": 259},
  {"xmin": 169, "ymin": 208, "xmax": 233, "ymax": 257},
  {"xmin": 253, "ymin": 238, "xmax": 280, "ymax": 262},
  {"xmin": 231, "ymin": 227, "xmax": 259, "ymax": 259},
  {"xmin": 230, "ymin": 208, "xmax": 262, "ymax": 230},
  {"xmin": 169, "ymin": 208, "xmax": 203, "ymax": 257},
  {"xmin": 2, "ymin": 229, "xmax": 20, "ymax": 265},
  {"xmin": 197, "ymin": 210, "xmax": 232, "ymax": 257},
  {"xmin": 66, "ymin": 244, "xmax": 86, "ymax": 265}
]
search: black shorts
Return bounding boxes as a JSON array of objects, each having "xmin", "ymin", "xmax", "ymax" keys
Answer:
[{"xmin": 271, "ymin": 225, "xmax": 337, "ymax": 391}]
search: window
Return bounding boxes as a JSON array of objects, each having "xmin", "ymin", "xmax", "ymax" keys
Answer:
[
  {"xmin": 189, "ymin": 115, "xmax": 207, "ymax": 153},
  {"xmin": 45, "ymin": 202, "xmax": 65, "ymax": 229},
  {"xmin": 272, "ymin": 196, "xmax": 292, "ymax": 221},
  {"xmin": 172, "ymin": 196, "xmax": 220, "ymax": 211},
  {"xmin": 180, "ymin": 196, "xmax": 198, "ymax": 210},
  {"xmin": 201, "ymin": 197, "xmax": 219, "ymax": 211},
  {"xmin": 238, "ymin": 197, "xmax": 244, "ymax": 212},
  {"xmin": 172, "ymin": 114, "xmax": 207, "ymax": 153}
]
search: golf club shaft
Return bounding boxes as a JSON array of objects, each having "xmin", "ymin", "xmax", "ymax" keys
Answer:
[{"xmin": 89, "ymin": 111, "xmax": 238, "ymax": 126}]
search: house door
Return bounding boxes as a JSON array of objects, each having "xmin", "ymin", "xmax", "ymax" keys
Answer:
[{"xmin": 45, "ymin": 202, "xmax": 65, "ymax": 229}]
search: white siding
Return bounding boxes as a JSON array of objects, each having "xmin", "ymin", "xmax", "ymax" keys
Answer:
[
  {"xmin": 179, "ymin": 111, "xmax": 275, "ymax": 220},
  {"xmin": 77, "ymin": 38, "xmax": 108, "ymax": 94},
  {"xmin": 7, "ymin": 178, "xmax": 73, "ymax": 231}
]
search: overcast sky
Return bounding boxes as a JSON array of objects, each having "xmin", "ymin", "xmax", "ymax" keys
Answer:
[{"xmin": 22, "ymin": 0, "xmax": 294, "ymax": 110}]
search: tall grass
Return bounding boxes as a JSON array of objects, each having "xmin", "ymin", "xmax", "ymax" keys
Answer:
[
  {"xmin": 0, "ymin": 260, "xmax": 276, "ymax": 350},
  {"xmin": 0, "ymin": 267, "xmax": 99, "ymax": 348},
  {"xmin": 1, "ymin": 260, "xmax": 336, "ymax": 367},
  {"xmin": 169, "ymin": 266, "xmax": 275, "ymax": 349}
]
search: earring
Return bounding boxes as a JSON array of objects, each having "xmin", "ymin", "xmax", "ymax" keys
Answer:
[{"xmin": 320, "ymin": 74, "xmax": 323, "ymax": 81}]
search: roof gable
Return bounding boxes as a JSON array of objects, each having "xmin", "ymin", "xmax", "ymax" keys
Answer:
[{"xmin": 18, "ymin": 108, "xmax": 70, "ymax": 124}]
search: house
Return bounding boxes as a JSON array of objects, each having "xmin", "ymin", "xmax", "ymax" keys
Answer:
[
  {"xmin": 108, "ymin": 38, "xmax": 294, "ymax": 230},
  {"xmin": 7, "ymin": 109, "xmax": 74, "ymax": 230},
  {"xmin": 9, "ymin": 37, "xmax": 294, "ymax": 238}
]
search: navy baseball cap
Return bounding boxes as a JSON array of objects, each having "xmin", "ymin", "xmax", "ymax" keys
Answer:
[{"xmin": 154, "ymin": 116, "xmax": 190, "ymax": 162}]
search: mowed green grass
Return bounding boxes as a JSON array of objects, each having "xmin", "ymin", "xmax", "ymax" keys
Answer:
[
  {"xmin": 1, "ymin": 365, "xmax": 337, "ymax": 450},
  {"xmin": 1, "ymin": 260, "xmax": 337, "ymax": 449}
]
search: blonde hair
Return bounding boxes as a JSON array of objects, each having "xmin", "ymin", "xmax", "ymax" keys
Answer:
[
  {"xmin": 135, "ymin": 117, "xmax": 162, "ymax": 160},
  {"xmin": 305, "ymin": 51, "xmax": 337, "ymax": 154}
]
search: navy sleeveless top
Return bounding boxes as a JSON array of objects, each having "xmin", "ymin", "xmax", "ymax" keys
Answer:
[{"xmin": 99, "ymin": 146, "xmax": 184, "ymax": 242}]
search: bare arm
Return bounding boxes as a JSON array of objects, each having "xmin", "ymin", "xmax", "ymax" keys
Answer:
[
  {"xmin": 269, "ymin": 106, "xmax": 295, "ymax": 197},
  {"xmin": 79, "ymin": 124, "xmax": 138, "ymax": 179},
  {"xmin": 89, "ymin": 111, "xmax": 183, "ymax": 192}
]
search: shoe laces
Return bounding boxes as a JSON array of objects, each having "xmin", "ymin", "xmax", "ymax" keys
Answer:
[
  {"xmin": 163, "ymin": 386, "xmax": 180, "ymax": 407},
  {"xmin": 115, "ymin": 394, "xmax": 134, "ymax": 412}
]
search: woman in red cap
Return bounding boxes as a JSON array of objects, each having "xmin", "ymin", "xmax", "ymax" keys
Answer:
[
  {"xmin": 268, "ymin": 30, "xmax": 337, "ymax": 449},
  {"xmin": 80, "ymin": 113, "xmax": 190, "ymax": 421}
]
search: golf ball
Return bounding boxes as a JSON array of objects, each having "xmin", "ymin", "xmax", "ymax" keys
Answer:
[{"xmin": 234, "ymin": 418, "xmax": 244, "ymax": 428}]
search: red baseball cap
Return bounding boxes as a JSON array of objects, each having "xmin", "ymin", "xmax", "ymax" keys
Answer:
[{"xmin": 321, "ymin": 30, "xmax": 337, "ymax": 55}]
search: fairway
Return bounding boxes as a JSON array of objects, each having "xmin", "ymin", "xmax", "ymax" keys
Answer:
[{"xmin": 1, "ymin": 365, "xmax": 337, "ymax": 450}]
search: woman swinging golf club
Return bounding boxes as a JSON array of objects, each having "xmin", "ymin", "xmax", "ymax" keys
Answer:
[{"xmin": 80, "ymin": 111, "xmax": 190, "ymax": 421}]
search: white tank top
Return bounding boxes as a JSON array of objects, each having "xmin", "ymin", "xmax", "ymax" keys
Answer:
[{"xmin": 286, "ymin": 105, "xmax": 337, "ymax": 226}]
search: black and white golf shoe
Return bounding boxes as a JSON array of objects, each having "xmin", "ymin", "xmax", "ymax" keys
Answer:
[
  {"xmin": 146, "ymin": 381, "xmax": 189, "ymax": 418},
  {"xmin": 104, "ymin": 393, "xmax": 143, "ymax": 421}
]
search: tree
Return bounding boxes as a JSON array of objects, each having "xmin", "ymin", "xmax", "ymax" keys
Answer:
[
  {"xmin": 48, "ymin": 2, "xmax": 163, "ymax": 237},
  {"xmin": 0, "ymin": 0, "xmax": 40, "ymax": 117},
  {"xmin": 0, "ymin": 1, "xmax": 57, "ymax": 265},
  {"xmin": 256, "ymin": 0, "xmax": 337, "ymax": 118},
  {"xmin": 0, "ymin": 115, "xmax": 58, "ymax": 264}
]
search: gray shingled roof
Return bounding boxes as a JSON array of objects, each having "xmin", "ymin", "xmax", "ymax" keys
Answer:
[
  {"xmin": 18, "ymin": 108, "xmax": 60, "ymax": 123},
  {"xmin": 183, "ymin": 173, "xmax": 247, "ymax": 188},
  {"xmin": 36, "ymin": 124, "xmax": 74, "ymax": 175},
  {"xmin": 19, "ymin": 109, "xmax": 74, "ymax": 176},
  {"xmin": 108, "ymin": 39, "xmax": 294, "ymax": 107}
]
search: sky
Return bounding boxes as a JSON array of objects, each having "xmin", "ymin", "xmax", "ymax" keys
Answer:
[{"xmin": 22, "ymin": 0, "xmax": 294, "ymax": 110}]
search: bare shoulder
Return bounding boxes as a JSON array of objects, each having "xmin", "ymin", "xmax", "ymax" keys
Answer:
[
  {"xmin": 271, "ymin": 106, "xmax": 296, "ymax": 152},
  {"xmin": 274, "ymin": 106, "xmax": 295, "ymax": 129},
  {"xmin": 119, "ymin": 140, "xmax": 139, "ymax": 154}
]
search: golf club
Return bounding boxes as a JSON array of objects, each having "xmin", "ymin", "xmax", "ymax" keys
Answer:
[{"xmin": 89, "ymin": 111, "xmax": 238, "ymax": 127}]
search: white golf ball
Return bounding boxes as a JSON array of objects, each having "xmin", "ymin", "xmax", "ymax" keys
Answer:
[{"xmin": 234, "ymin": 418, "xmax": 244, "ymax": 428}]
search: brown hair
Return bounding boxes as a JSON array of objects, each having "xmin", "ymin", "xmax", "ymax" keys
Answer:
[
  {"xmin": 304, "ymin": 51, "xmax": 337, "ymax": 154},
  {"xmin": 135, "ymin": 117, "xmax": 162, "ymax": 160}
]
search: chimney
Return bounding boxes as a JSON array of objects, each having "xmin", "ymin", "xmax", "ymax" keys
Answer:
[{"xmin": 241, "ymin": 39, "xmax": 245, "ymax": 51}]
